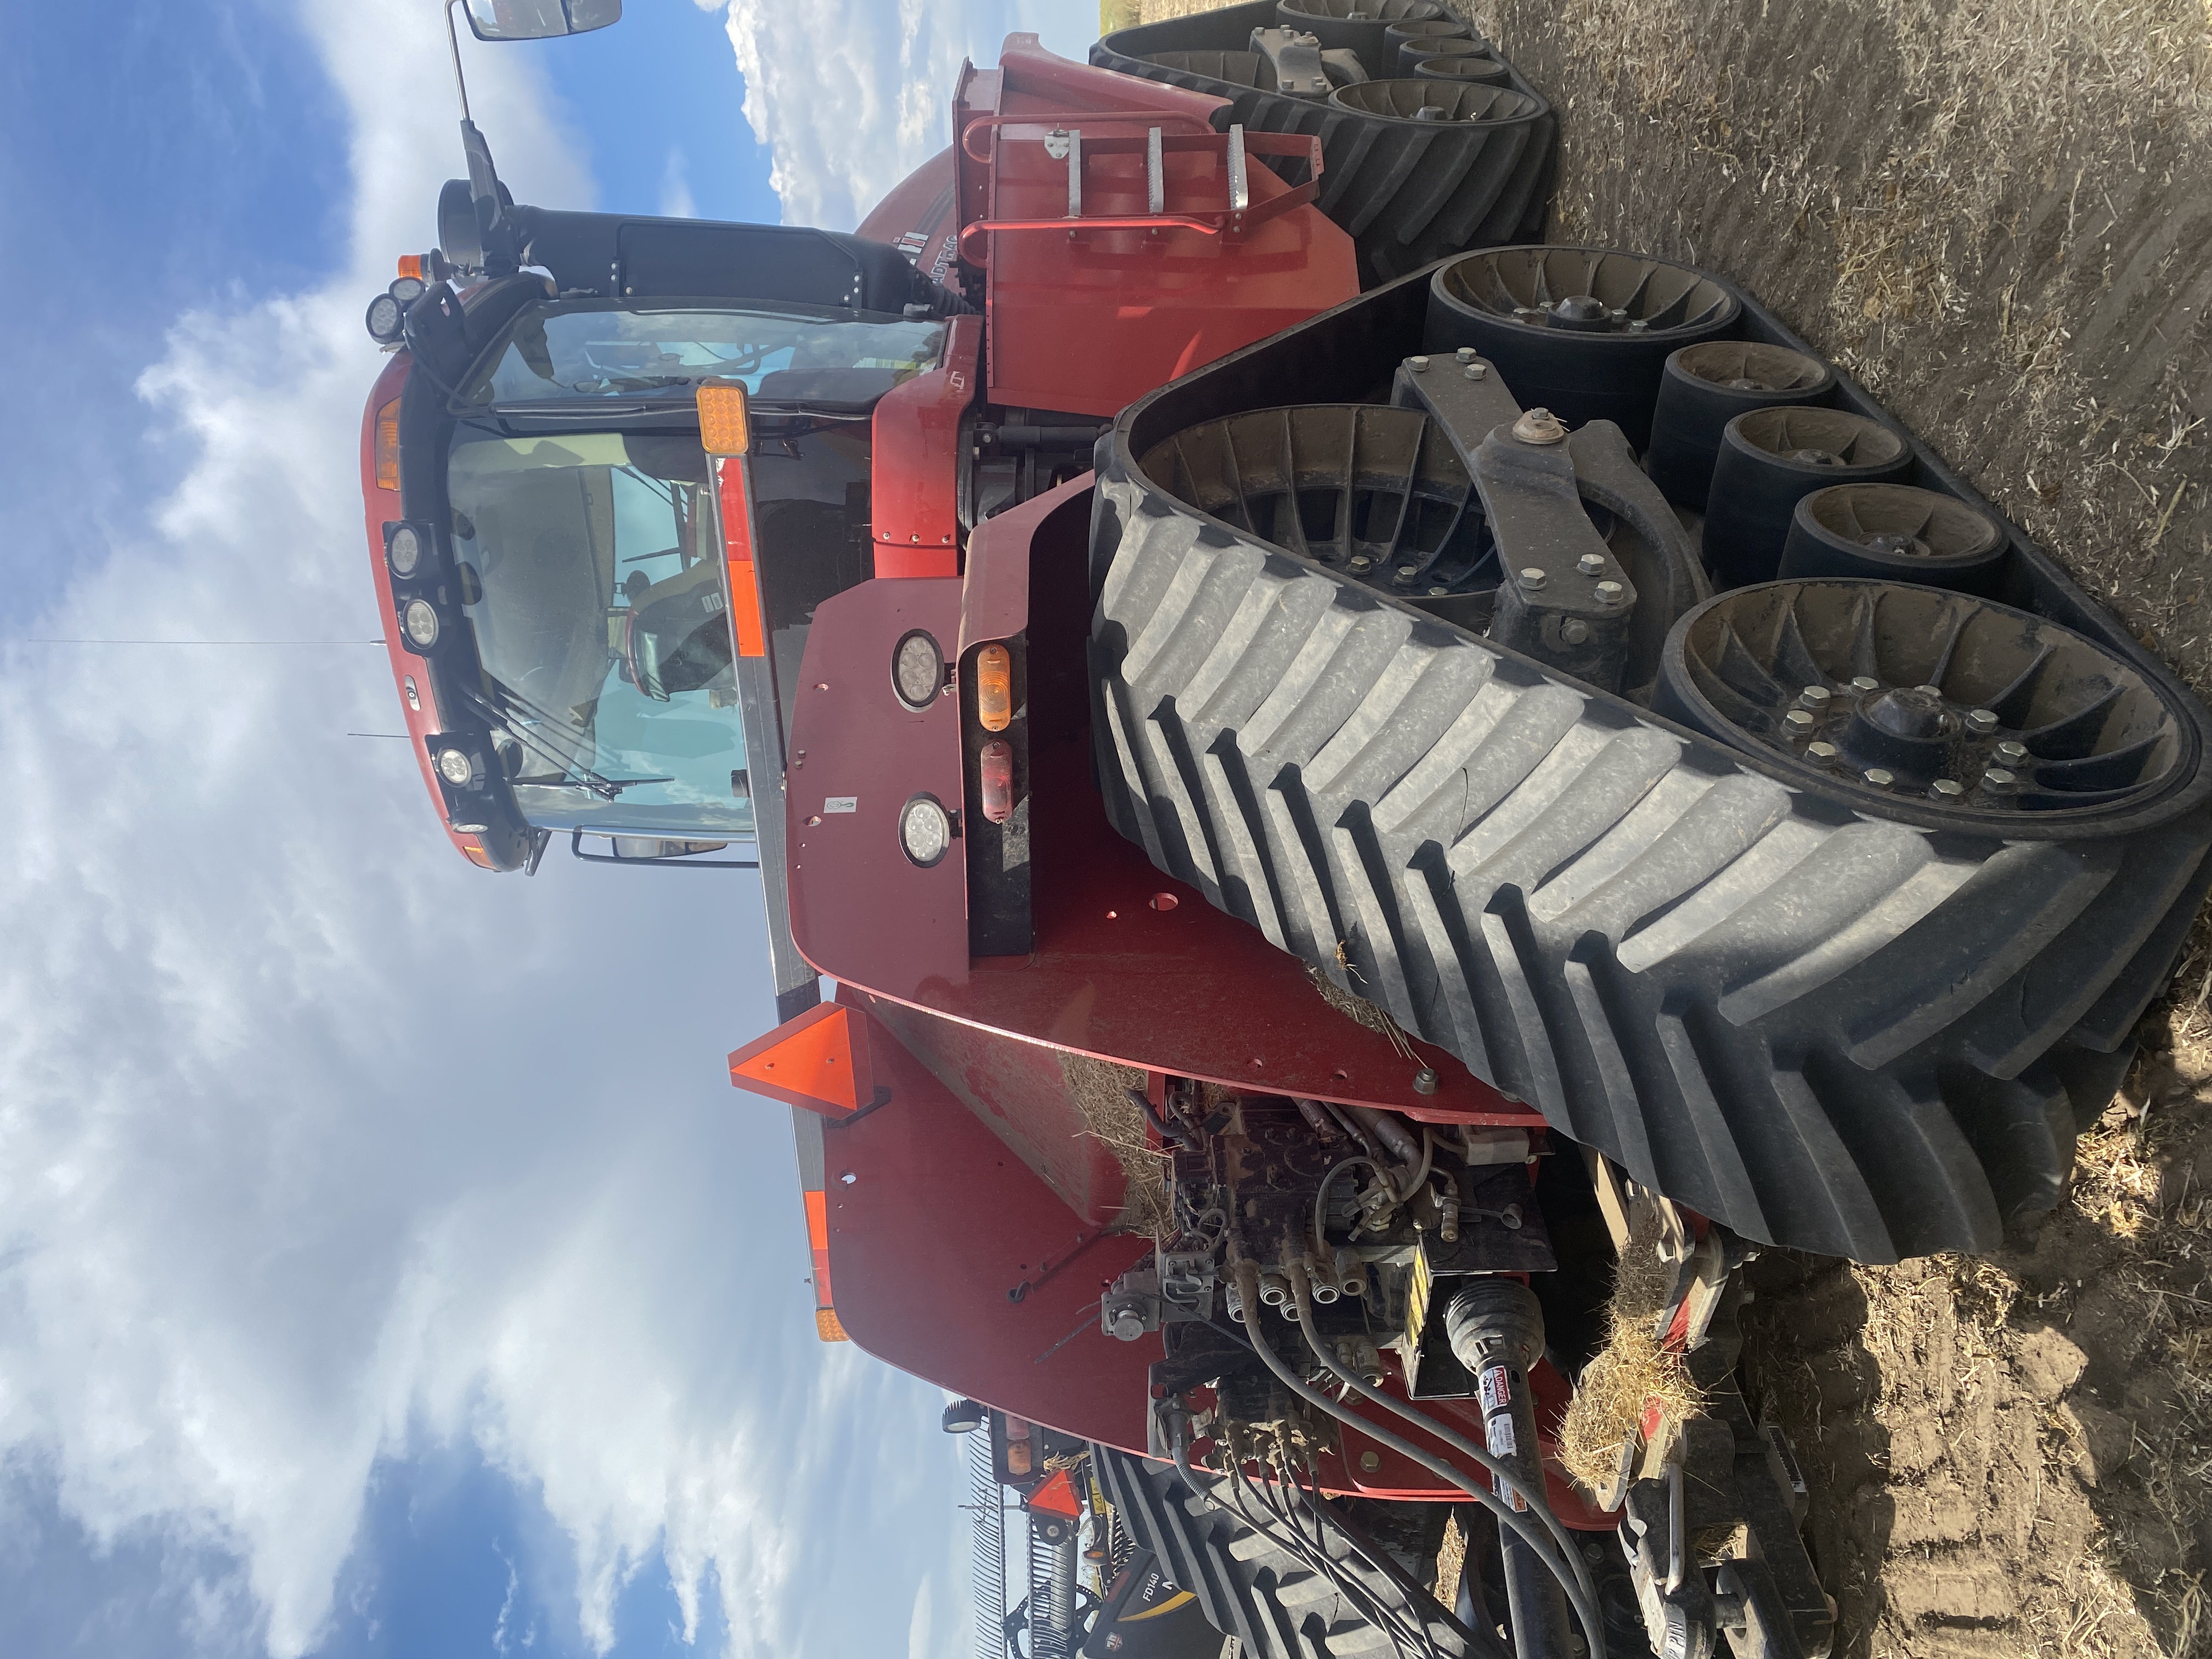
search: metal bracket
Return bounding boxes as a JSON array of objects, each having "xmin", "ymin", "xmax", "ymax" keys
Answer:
[{"xmin": 1247, "ymin": 26, "xmax": 1333, "ymax": 97}]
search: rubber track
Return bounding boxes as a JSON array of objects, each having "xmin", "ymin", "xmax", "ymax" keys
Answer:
[
  {"xmin": 1093, "ymin": 2, "xmax": 1557, "ymax": 284},
  {"xmin": 1093, "ymin": 1446, "xmax": 1477, "ymax": 1659},
  {"xmin": 1087, "ymin": 479, "xmax": 2212, "ymax": 1262}
]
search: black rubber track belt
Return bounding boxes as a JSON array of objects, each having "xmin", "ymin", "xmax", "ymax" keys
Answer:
[
  {"xmin": 1087, "ymin": 458, "xmax": 2212, "ymax": 1262},
  {"xmin": 1093, "ymin": 1445, "xmax": 1478, "ymax": 1659},
  {"xmin": 1093, "ymin": 1, "xmax": 1557, "ymax": 285}
]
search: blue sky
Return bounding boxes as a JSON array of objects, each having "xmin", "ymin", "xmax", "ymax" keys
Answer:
[{"xmin": 0, "ymin": 2, "xmax": 1089, "ymax": 1657}]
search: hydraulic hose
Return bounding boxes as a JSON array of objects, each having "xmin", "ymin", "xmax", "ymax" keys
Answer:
[
  {"xmin": 1285, "ymin": 1265, "xmax": 1604, "ymax": 1635},
  {"xmin": 1231, "ymin": 1262, "xmax": 1607, "ymax": 1659}
]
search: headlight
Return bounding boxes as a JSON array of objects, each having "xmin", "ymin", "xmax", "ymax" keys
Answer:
[
  {"xmin": 435, "ymin": 747, "xmax": 476, "ymax": 787},
  {"xmin": 386, "ymin": 522, "xmax": 424, "ymax": 579},
  {"xmin": 402, "ymin": 598, "xmax": 441, "ymax": 650},
  {"xmin": 388, "ymin": 275, "xmax": 428, "ymax": 306},
  {"xmin": 898, "ymin": 794, "xmax": 952, "ymax": 867},
  {"xmin": 891, "ymin": 629, "xmax": 943, "ymax": 710},
  {"xmin": 365, "ymin": 292, "xmax": 405, "ymax": 344}
]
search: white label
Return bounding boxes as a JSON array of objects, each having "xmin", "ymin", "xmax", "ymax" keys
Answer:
[
  {"xmin": 823, "ymin": 797, "xmax": 858, "ymax": 814},
  {"xmin": 1485, "ymin": 1411, "xmax": 1517, "ymax": 1459}
]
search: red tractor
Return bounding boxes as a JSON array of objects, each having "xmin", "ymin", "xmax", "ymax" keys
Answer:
[{"xmin": 357, "ymin": 6, "xmax": 2212, "ymax": 1656}]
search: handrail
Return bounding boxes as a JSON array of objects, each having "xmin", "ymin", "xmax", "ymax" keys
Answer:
[{"xmin": 957, "ymin": 108, "xmax": 1214, "ymax": 163}]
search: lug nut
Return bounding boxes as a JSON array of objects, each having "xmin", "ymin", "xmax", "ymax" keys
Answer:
[
  {"xmin": 1965, "ymin": 708, "xmax": 2000, "ymax": 735},
  {"xmin": 1782, "ymin": 709, "xmax": 1816, "ymax": 735},
  {"xmin": 1798, "ymin": 685, "xmax": 1832, "ymax": 710},
  {"xmin": 1983, "ymin": 767, "xmax": 2019, "ymax": 792},
  {"xmin": 1347, "ymin": 555, "xmax": 1373, "ymax": 573},
  {"xmin": 1393, "ymin": 563, "xmax": 1420, "ymax": 582},
  {"xmin": 1863, "ymin": 767, "xmax": 1896, "ymax": 789},
  {"xmin": 1408, "ymin": 355, "xmax": 1430, "ymax": 372},
  {"xmin": 1995, "ymin": 740, "xmax": 2029, "ymax": 765},
  {"xmin": 1519, "ymin": 566, "xmax": 1547, "ymax": 589},
  {"xmin": 1849, "ymin": 676, "xmax": 1880, "ymax": 693},
  {"xmin": 1929, "ymin": 777, "xmax": 1965, "ymax": 800},
  {"xmin": 1807, "ymin": 741, "xmax": 1840, "ymax": 763},
  {"xmin": 1578, "ymin": 553, "xmax": 1606, "ymax": 575},
  {"xmin": 1594, "ymin": 579, "xmax": 1624, "ymax": 603}
]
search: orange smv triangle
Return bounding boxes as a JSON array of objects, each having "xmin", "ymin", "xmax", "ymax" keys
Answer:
[
  {"xmin": 1024, "ymin": 1466, "xmax": 1082, "ymax": 1520},
  {"xmin": 727, "ymin": 1002, "xmax": 873, "ymax": 1116}
]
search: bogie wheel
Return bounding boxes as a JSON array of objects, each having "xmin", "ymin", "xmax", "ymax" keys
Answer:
[
  {"xmin": 1657, "ymin": 579, "xmax": 2194, "ymax": 816},
  {"xmin": 1276, "ymin": 0, "xmax": 1445, "ymax": 77},
  {"xmin": 1139, "ymin": 404, "xmax": 1498, "ymax": 626},
  {"xmin": 1413, "ymin": 52, "xmax": 1515, "ymax": 84},
  {"xmin": 1384, "ymin": 16, "xmax": 1478, "ymax": 57},
  {"xmin": 1778, "ymin": 484, "xmax": 2006, "ymax": 595},
  {"xmin": 1328, "ymin": 79, "xmax": 1540, "ymax": 123},
  {"xmin": 1646, "ymin": 341, "xmax": 1836, "ymax": 509},
  {"xmin": 1702, "ymin": 407, "xmax": 1912, "ymax": 586},
  {"xmin": 1424, "ymin": 246, "xmax": 1740, "ymax": 448}
]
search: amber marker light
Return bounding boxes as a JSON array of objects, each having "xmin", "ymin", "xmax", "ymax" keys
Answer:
[
  {"xmin": 979, "ymin": 740, "xmax": 1014, "ymax": 823},
  {"xmin": 395, "ymin": 253, "xmax": 426, "ymax": 283},
  {"xmin": 375, "ymin": 398, "xmax": 402, "ymax": 492},
  {"xmin": 975, "ymin": 642, "xmax": 1012, "ymax": 731},
  {"xmin": 696, "ymin": 380, "xmax": 752, "ymax": 456}
]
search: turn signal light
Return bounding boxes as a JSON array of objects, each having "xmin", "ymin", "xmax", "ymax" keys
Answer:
[
  {"xmin": 375, "ymin": 398, "xmax": 402, "ymax": 491},
  {"xmin": 697, "ymin": 380, "xmax": 752, "ymax": 456},
  {"xmin": 975, "ymin": 642, "xmax": 1012, "ymax": 731},
  {"xmin": 979, "ymin": 740, "xmax": 1014, "ymax": 823}
]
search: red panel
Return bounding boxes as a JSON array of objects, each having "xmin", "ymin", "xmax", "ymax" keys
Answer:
[
  {"xmin": 822, "ymin": 988, "xmax": 1155, "ymax": 1451},
  {"xmin": 784, "ymin": 578, "xmax": 969, "ymax": 994},
  {"xmin": 959, "ymin": 470, "xmax": 1092, "ymax": 653},
  {"xmin": 978, "ymin": 37, "xmax": 1360, "ymax": 418},
  {"xmin": 727, "ymin": 1002, "xmax": 873, "ymax": 1116},
  {"xmin": 780, "ymin": 499, "xmax": 1540, "ymax": 1128},
  {"xmin": 356, "ymin": 354, "xmax": 496, "ymax": 870},
  {"xmin": 870, "ymin": 314, "xmax": 979, "ymax": 575},
  {"xmin": 714, "ymin": 458, "xmax": 768, "ymax": 658}
]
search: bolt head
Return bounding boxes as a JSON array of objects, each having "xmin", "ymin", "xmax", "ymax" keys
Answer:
[
  {"xmin": 1783, "ymin": 709, "xmax": 1816, "ymax": 733},
  {"xmin": 1929, "ymin": 777, "xmax": 1965, "ymax": 799},
  {"xmin": 1807, "ymin": 741, "xmax": 1840, "ymax": 762},
  {"xmin": 1578, "ymin": 553, "xmax": 1606, "ymax": 575},
  {"xmin": 1358, "ymin": 1450, "xmax": 1382, "ymax": 1474},
  {"xmin": 1518, "ymin": 566, "xmax": 1547, "ymax": 589},
  {"xmin": 1512, "ymin": 407, "xmax": 1568, "ymax": 445},
  {"xmin": 1465, "ymin": 363, "xmax": 1487, "ymax": 380},
  {"xmin": 1413, "ymin": 1067, "xmax": 1440, "ymax": 1094},
  {"xmin": 1995, "ymin": 740, "xmax": 2029, "ymax": 764},
  {"xmin": 1798, "ymin": 685, "xmax": 1832, "ymax": 709},
  {"xmin": 1408, "ymin": 354, "xmax": 1431, "ymax": 371},
  {"xmin": 1965, "ymin": 708, "xmax": 2000, "ymax": 734},
  {"xmin": 1863, "ymin": 767, "xmax": 1896, "ymax": 788},
  {"xmin": 1455, "ymin": 346, "xmax": 1477, "ymax": 362},
  {"xmin": 1560, "ymin": 618, "xmax": 1590, "ymax": 644},
  {"xmin": 1595, "ymin": 579, "xmax": 1625, "ymax": 602},
  {"xmin": 1348, "ymin": 555, "xmax": 1373, "ymax": 573},
  {"xmin": 1983, "ymin": 768, "xmax": 2018, "ymax": 791},
  {"xmin": 1850, "ymin": 676, "xmax": 1881, "ymax": 693},
  {"xmin": 1396, "ymin": 563, "xmax": 1419, "ymax": 578}
]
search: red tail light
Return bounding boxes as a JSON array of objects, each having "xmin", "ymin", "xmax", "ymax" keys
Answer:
[{"xmin": 979, "ymin": 739, "xmax": 1014, "ymax": 823}]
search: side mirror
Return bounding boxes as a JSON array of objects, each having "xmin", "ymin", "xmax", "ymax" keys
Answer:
[{"xmin": 462, "ymin": 0, "xmax": 621, "ymax": 42}]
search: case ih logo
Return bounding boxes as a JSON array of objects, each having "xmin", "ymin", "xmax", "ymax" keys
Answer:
[{"xmin": 894, "ymin": 229, "xmax": 930, "ymax": 263}]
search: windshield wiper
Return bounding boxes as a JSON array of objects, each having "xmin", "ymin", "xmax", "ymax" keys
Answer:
[{"xmin": 455, "ymin": 682, "xmax": 672, "ymax": 800}]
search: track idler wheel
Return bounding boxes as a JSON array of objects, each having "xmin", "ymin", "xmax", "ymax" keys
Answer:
[
  {"xmin": 1424, "ymin": 246, "xmax": 1740, "ymax": 449},
  {"xmin": 1139, "ymin": 404, "xmax": 1497, "ymax": 625},
  {"xmin": 1701, "ymin": 407, "xmax": 1911, "ymax": 586},
  {"xmin": 1276, "ymin": 0, "xmax": 1445, "ymax": 77},
  {"xmin": 1657, "ymin": 579, "xmax": 2192, "ymax": 814},
  {"xmin": 1383, "ymin": 14, "xmax": 1477, "ymax": 59},
  {"xmin": 1645, "ymin": 341, "xmax": 1836, "ymax": 508},
  {"xmin": 1776, "ymin": 483, "xmax": 2006, "ymax": 595},
  {"xmin": 1327, "ymin": 78, "xmax": 1540, "ymax": 122}
]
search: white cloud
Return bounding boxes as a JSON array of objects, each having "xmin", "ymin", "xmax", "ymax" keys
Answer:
[
  {"xmin": 660, "ymin": 148, "xmax": 699, "ymax": 221},
  {"xmin": 701, "ymin": 0, "xmax": 1098, "ymax": 230},
  {"xmin": 0, "ymin": 3, "xmax": 969, "ymax": 1656}
]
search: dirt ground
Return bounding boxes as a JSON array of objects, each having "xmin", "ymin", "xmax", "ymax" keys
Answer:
[{"xmin": 1120, "ymin": 0, "xmax": 2212, "ymax": 1647}]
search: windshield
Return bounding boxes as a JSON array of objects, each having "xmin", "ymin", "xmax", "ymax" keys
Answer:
[
  {"xmin": 445, "ymin": 427, "xmax": 754, "ymax": 837},
  {"xmin": 465, "ymin": 301, "xmax": 945, "ymax": 404}
]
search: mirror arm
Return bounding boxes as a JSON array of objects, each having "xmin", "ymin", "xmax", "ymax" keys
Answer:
[{"xmin": 443, "ymin": 0, "xmax": 473, "ymax": 123}]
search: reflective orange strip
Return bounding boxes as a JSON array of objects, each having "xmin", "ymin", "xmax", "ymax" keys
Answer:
[
  {"xmin": 375, "ymin": 399, "xmax": 402, "ymax": 492},
  {"xmin": 804, "ymin": 1188, "xmax": 834, "ymax": 1310},
  {"xmin": 717, "ymin": 459, "xmax": 768, "ymax": 658}
]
